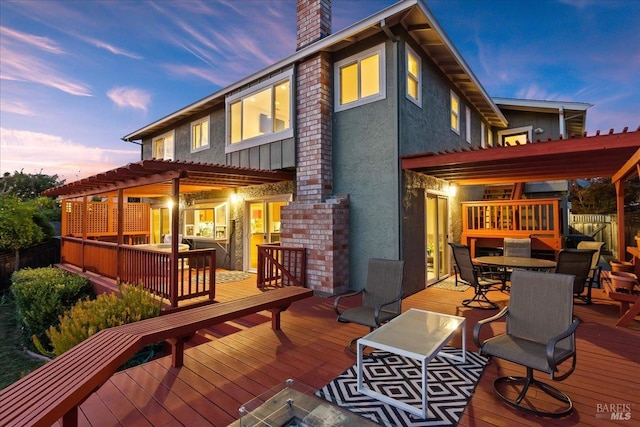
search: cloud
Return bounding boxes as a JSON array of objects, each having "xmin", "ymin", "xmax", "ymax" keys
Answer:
[
  {"xmin": 107, "ymin": 87, "xmax": 151, "ymax": 112},
  {"xmin": 0, "ymin": 99, "xmax": 35, "ymax": 116},
  {"xmin": 0, "ymin": 27, "xmax": 92, "ymax": 97},
  {"xmin": 0, "ymin": 26, "xmax": 63, "ymax": 54},
  {"xmin": 162, "ymin": 64, "xmax": 229, "ymax": 87},
  {"xmin": 81, "ymin": 36, "xmax": 143, "ymax": 60},
  {"xmin": 0, "ymin": 128, "xmax": 139, "ymax": 181}
]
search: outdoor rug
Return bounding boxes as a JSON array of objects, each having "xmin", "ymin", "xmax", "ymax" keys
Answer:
[
  {"xmin": 430, "ymin": 277, "xmax": 470, "ymax": 292},
  {"xmin": 215, "ymin": 270, "xmax": 253, "ymax": 284},
  {"xmin": 316, "ymin": 346, "xmax": 489, "ymax": 427}
]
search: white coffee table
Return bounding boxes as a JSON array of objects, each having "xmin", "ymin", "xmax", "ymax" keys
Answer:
[{"xmin": 356, "ymin": 308, "xmax": 466, "ymax": 419}]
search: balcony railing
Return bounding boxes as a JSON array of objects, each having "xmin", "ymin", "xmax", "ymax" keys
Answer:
[
  {"xmin": 461, "ymin": 198, "xmax": 563, "ymax": 256},
  {"xmin": 61, "ymin": 237, "xmax": 215, "ymax": 306},
  {"xmin": 257, "ymin": 244, "xmax": 306, "ymax": 288}
]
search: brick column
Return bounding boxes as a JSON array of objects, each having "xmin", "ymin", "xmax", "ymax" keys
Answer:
[
  {"xmin": 296, "ymin": 0, "xmax": 331, "ymax": 50},
  {"xmin": 280, "ymin": 0, "xmax": 349, "ymax": 295}
]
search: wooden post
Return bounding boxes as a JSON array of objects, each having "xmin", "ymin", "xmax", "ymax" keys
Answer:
[
  {"xmin": 117, "ymin": 190, "xmax": 124, "ymax": 281},
  {"xmin": 615, "ymin": 180, "xmax": 626, "ymax": 261},
  {"xmin": 81, "ymin": 195, "xmax": 87, "ymax": 272},
  {"xmin": 61, "ymin": 406, "xmax": 78, "ymax": 427},
  {"xmin": 170, "ymin": 178, "xmax": 180, "ymax": 307}
]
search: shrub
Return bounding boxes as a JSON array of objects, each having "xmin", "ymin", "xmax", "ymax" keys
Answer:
[
  {"xmin": 11, "ymin": 267, "xmax": 93, "ymax": 352},
  {"xmin": 37, "ymin": 283, "xmax": 161, "ymax": 357}
]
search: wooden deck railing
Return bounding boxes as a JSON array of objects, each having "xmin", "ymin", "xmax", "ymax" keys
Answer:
[
  {"xmin": 257, "ymin": 244, "xmax": 306, "ymax": 288},
  {"xmin": 60, "ymin": 237, "xmax": 215, "ymax": 306},
  {"xmin": 461, "ymin": 198, "xmax": 563, "ymax": 256}
]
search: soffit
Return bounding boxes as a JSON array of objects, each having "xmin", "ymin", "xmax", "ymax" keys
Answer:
[
  {"xmin": 42, "ymin": 160, "xmax": 294, "ymax": 199},
  {"xmin": 401, "ymin": 129, "xmax": 640, "ymax": 185}
]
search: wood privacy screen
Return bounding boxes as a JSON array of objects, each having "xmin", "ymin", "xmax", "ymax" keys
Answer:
[{"xmin": 62, "ymin": 201, "xmax": 150, "ymax": 241}]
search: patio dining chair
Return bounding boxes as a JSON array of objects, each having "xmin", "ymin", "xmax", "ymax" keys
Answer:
[
  {"xmin": 576, "ymin": 240, "xmax": 605, "ymax": 290},
  {"xmin": 503, "ymin": 238, "xmax": 531, "ymax": 257},
  {"xmin": 449, "ymin": 242, "xmax": 501, "ymax": 309},
  {"xmin": 333, "ymin": 258, "xmax": 405, "ymax": 353},
  {"xmin": 500, "ymin": 238, "xmax": 532, "ymax": 289},
  {"xmin": 555, "ymin": 248, "xmax": 597, "ymax": 304},
  {"xmin": 474, "ymin": 270, "xmax": 579, "ymax": 417}
]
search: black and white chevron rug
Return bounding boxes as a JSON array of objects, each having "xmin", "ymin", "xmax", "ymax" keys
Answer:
[{"xmin": 316, "ymin": 347, "xmax": 489, "ymax": 426}]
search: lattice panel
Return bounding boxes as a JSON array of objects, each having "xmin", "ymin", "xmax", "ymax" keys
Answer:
[
  {"xmin": 119, "ymin": 203, "xmax": 150, "ymax": 233},
  {"xmin": 86, "ymin": 203, "xmax": 109, "ymax": 234},
  {"xmin": 63, "ymin": 201, "xmax": 84, "ymax": 235}
]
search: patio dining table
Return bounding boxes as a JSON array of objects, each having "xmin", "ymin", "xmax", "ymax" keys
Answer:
[{"xmin": 474, "ymin": 256, "xmax": 557, "ymax": 288}]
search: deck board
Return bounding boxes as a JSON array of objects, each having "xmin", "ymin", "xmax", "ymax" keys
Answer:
[{"xmin": 68, "ymin": 276, "xmax": 639, "ymax": 427}]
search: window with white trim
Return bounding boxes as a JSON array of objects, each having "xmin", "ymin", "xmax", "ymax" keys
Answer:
[
  {"xmin": 191, "ymin": 117, "xmax": 210, "ymax": 153},
  {"xmin": 406, "ymin": 45, "xmax": 421, "ymax": 106},
  {"xmin": 226, "ymin": 69, "xmax": 293, "ymax": 152},
  {"xmin": 153, "ymin": 131, "xmax": 174, "ymax": 160},
  {"xmin": 450, "ymin": 90, "xmax": 460, "ymax": 134},
  {"xmin": 465, "ymin": 106, "xmax": 471, "ymax": 143},
  {"xmin": 481, "ymin": 122, "xmax": 486, "ymax": 147},
  {"xmin": 497, "ymin": 126, "xmax": 532, "ymax": 146},
  {"xmin": 334, "ymin": 43, "xmax": 386, "ymax": 112}
]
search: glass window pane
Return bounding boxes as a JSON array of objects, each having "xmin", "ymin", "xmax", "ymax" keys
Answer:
[
  {"xmin": 451, "ymin": 113, "xmax": 459, "ymax": 131},
  {"xmin": 407, "ymin": 76, "xmax": 418, "ymax": 100},
  {"xmin": 274, "ymin": 80, "xmax": 290, "ymax": 131},
  {"xmin": 192, "ymin": 123, "xmax": 201, "ymax": 149},
  {"xmin": 360, "ymin": 53, "xmax": 380, "ymax": 98},
  {"xmin": 230, "ymin": 102, "xmax": 241, "ymax": 143},
  {"xmin": 504, "ymin": 133, "xmax": 527, "ymax": 146},
  {"xmin": 243, "ymin": 87, "xmax": 272, "ymax": 140},
  {"xmin": 340, "ymin": 63, "xmax": 358, "ymax": 105},
  {"xmin": 408, "ymin": 52, "xmax": 419, "ymax": 77},
  {"xmin": 451, "ymin": 94, "xmax": 459, "ymax": 113}
]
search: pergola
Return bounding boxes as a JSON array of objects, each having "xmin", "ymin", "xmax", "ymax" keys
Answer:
[
  {"xmin": 42, "ymin": 160, "xmax": 294, "ymax": 307},
  {"xmin": 402, "ymin": 128, "xmax": 640, "ymax": 256}
]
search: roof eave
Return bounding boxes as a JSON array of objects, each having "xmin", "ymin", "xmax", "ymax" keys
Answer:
[{"xmin": 123, "ymin": 0, "xmax": 506, "ymax": 141}]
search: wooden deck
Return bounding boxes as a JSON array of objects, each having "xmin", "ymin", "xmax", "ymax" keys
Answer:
[{"xmin": 68, "ymin": 276, "xmax": 639, "ymax": 427}]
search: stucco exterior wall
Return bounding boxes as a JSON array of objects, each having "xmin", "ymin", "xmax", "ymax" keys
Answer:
[
  {"xmin": 332, "ymin": 37, "xmax": 399, "ymax": 289},
  {"xmin": 398, "ymin": 35, "xmax": 487, "ymax": 156}
]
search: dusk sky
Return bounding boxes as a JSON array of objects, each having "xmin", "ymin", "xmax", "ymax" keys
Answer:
[{"xmin": 1, "ymin": 0, "xmax": 638, "ymax": 182}]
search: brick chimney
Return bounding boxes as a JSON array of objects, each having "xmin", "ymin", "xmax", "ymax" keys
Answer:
[
  {"xmin": 280, "ymin": 0, "xmax": 349, "ymax": 296},
  {"xmin": 296, "ymin": 0, "xmax": 331, "ymax": 50}
]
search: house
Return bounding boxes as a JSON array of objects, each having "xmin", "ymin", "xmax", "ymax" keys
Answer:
[{"xmin": 45, "ymin": 0, "xmax": 639, "ymax": 299}]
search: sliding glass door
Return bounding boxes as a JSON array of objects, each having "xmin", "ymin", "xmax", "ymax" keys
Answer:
[{"xmin": 426, "ymin": 193, "xmax": 449, "ymax": 283}]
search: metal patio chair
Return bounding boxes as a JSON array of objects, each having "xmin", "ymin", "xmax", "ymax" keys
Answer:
[
  {"xmin": 555, "ymin": 248, "xmax": 597, "ymax": 304},
  {"xmin": 576, "ymin": 240, "xmax": 605, "ymax": 290},
  {"xmin": 474, "ymin": 270, "xmax": 579, "ymax": 417},
  {"xmin": 449, "ymin": 242, "xmax": 501, "ymax": 309},
  {"xmin": 334, "ymin": 258, "xmax": 405, "ymax": 353}
]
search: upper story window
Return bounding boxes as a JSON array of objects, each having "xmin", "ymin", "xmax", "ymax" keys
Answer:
[
  {"xmin": 450, "ymin": 90, "xmax": 460, "ymax": 134},
  {"xmin": 406, "ymin": 45, "xmax": 421, "ymax": 106},
  {"xmin": 153, "ymin": 131, "xmax": 174, "ymax": 160},
  {"xmin": 497, "ymin": 126, "xmax": 532, "ymax": 146},
  {"xmin": 334, "ymin": 43, "xmax": 386, "ymax": 112},
  {"xmin": 226, "ymin": 69, "xmax": 293, "ymax": 153},
  {"xmin": 191, "ymin": 117, "xmax": 210, "ymax": 153},
  {"xmin": 465, "ymin": 106, "xmax": 471, "ymax": 143}
]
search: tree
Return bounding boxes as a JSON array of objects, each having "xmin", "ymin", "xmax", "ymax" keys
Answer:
[
  {"xmin": 0, "ymin": 196, "xmax": 50, "ymax": 270},
  {"xmin": 569, "ymin": 177, "xmax": 640, "ymax": 214},
  {"xmin": 0, "ymin": 171, "xmax": 64, "ymax": 201}
]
